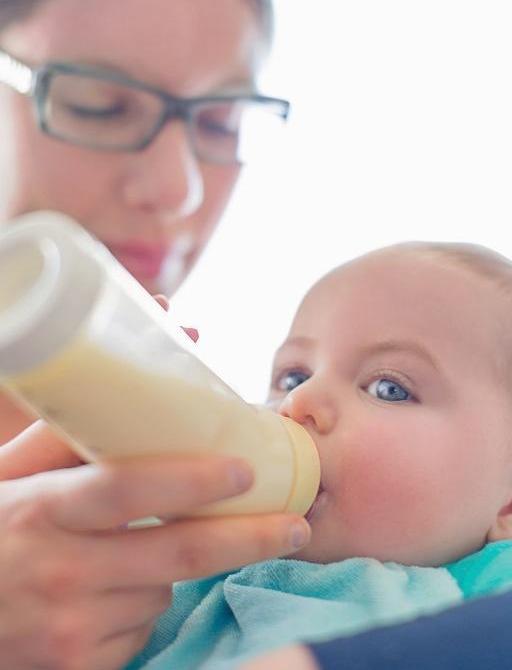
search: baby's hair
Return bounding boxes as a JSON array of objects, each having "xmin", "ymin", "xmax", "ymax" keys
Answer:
[{"xmin": 390, "ymin": 241, "xmax": 512, "ymax": 297}]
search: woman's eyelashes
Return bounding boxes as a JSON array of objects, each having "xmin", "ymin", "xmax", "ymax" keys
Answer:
[{"xmin": 364, "ymin": 374, "xmax": 416, "ymax": 403}]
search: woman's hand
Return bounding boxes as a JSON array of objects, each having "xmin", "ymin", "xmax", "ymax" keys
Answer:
[
  {"xmin": 0, "ymin": 421, "xmax": 311, "ymax": 670},
  {"xmin": 238, "ymin": 645, "xmax": 319, "ymax": 670},
  {"xmin": 0, "ymin": 419, "xmax": 83, "ymax": 479}
]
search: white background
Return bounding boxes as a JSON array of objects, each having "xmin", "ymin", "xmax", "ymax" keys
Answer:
[{"xmin": 172, "ymin": 0, "xmax": 512, "ymax": 402}]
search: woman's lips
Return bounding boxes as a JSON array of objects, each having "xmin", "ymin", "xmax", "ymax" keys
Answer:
[{"xmin": 106, "ymin": 242, "xmax": 170, "ymax": 280}]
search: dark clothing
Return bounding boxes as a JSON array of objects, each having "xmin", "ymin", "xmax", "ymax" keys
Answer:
[{"xmin": 309, "ymin": 589, "xmax": 512, "ymax": 669}]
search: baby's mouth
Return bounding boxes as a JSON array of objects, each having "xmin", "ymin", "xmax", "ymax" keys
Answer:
[{"xmin": 305, "ymin": 482, "xmax": 326, "ymax": 523}]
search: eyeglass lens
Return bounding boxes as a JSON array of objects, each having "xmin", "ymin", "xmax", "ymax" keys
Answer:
[{"xmin": 43, "ymin": 73, "xmax": 286, "ymax": 163}]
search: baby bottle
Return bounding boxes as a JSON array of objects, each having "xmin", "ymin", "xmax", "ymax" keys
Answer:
[{"xmin": 0, "ymin": 211, "xmax": 320, "ymax": 517}]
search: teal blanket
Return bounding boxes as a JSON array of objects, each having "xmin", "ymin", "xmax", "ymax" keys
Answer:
[{"xmin": 125, "ymin": 540, "xmax": 512, "ymax": 670}]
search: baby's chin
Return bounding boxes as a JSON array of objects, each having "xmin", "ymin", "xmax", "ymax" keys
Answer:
[
  {"xmin": 287, "ymin": 539, "xmax": 391, "ymax": 565},
  {"xmin": 285, "ymin": 528, "xmax": 349, "ymax": 564},
  {"xmin": 287, "ymin": 546, "xmax": 326, "ymax": 563},
  {"xmin": 289, "ymin": 538, "xmax": 456, "ymax": 567},
  {"xmin": 287, "ymin": 544, "xmax": 354, "ymax": 564}
]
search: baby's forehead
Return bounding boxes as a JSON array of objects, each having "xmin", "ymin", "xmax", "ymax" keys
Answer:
[
  {"xmin": 303, "ymin": 248, "xmax": 433, "ymax": 301},
  {"xmin": 295, "ymin": 244, "xmax": 512, "ymax": 382},
  {"xmin": 296, "ymin": 245, "xmax": 510, "ymax": 337}
]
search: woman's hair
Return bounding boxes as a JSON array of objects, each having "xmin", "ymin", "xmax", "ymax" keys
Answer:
[
  {"xmin": 249, "ymin": 0, "xmax": 274, "ymax": 42},
  {"xmin": 0, "ymin": 0, "xmax": 274, "ymax": 40},
  {"xmin": 0, "ymin": 0, "xmax": 41, "ymax": 27}
]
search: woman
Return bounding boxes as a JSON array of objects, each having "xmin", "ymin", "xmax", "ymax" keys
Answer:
[{"xmin": 0, "ymin": 2, "xmax": 311, "ymax": 668}]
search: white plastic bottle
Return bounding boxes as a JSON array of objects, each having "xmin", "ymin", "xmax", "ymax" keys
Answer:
[{"xmin": 0, "ymin": 211, "xmax": 320, "ymax": 516}]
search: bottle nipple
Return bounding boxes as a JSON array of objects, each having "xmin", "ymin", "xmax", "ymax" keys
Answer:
[{"xmin": 280, "ymin": 417, "xmax": 321, "ymax": 515}]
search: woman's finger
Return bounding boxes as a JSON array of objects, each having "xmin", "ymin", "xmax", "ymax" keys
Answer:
[
  {"xmin": 61, "ymin": 587, "xmax": 171, "ymax": 643},
  {"xmin": 0, "ymin": 421, "xmax": 83, "ymax": 480},
  {"xmin": 40, "ymin": 619, "xmax": 156, "ymax": 670},
  {"xmin": 41, "ymin": 454, "xmax": 254, "ymax": 531},
  {"xmin": 181, "ymin": 326, "xmax": 199, "ymax": 342},
  {"xmin": 91, "ymin": 623, "xmax": 156, "ymax": 670},
  {"xmin": 87, "ymin": 513, "xmax": 311, "ymax": 588},
  {"xmin": 152, "ymin": 292, "xmax": 199, "ymax": 340},
  {"xmin": 153, "ymin": 294, "xmax": 169, "ymax": 311}
]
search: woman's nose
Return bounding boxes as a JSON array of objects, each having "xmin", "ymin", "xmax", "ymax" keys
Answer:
[
  {"xmin": 122, "ymin": 121, "xmax": 204, "ymax": 221},
  {"xmin": 278, "ymin": 381, "xmax": 338, "ymax": 435}
]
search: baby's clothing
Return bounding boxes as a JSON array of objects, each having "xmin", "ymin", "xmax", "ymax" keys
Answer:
[
  {"xmin": 444, "ymin": 540, "xmax": 512, "ymax": 597},
  {"xmin": 125, "ymin": 540, "xmax": 512, "ymax": 670}
]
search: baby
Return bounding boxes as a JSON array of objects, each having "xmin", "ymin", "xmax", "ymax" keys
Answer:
[
  {"xmin": 269, "ymin": 240, "xmax": 512, "ymax": 567},
  {"xmin": 127, "ymin": 241, "xmax": 512, "ymax": 670}
]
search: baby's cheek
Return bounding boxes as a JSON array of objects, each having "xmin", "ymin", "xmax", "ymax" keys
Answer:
[{"xmin": 335, "ymin": 431, "xmax": 441, "ymax": 555}]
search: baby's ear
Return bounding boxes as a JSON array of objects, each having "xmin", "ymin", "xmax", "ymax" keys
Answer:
[{"xmin": 488, "ymin": 499, "xmax": 512, "ymax": 542}]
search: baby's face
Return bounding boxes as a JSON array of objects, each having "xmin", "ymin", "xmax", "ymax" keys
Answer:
[{"xmin": 269, "ymin": 250, "xmax": 512, "ymax": 566}]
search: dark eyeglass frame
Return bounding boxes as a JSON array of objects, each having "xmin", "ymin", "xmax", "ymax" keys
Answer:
[{"xmin": 0, "ymin": 50, "xmax": 291, "ymax": 163}]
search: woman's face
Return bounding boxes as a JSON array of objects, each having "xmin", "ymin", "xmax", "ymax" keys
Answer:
[{"xmin": 0, "ymin": 0, "xmax": 265, "ymax": 294}]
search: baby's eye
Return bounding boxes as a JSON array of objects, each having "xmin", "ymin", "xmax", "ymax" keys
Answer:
[
  {"xmin": 274, "ymin": 369, "xmax": 310, "ymax": 393},
  {"xmin": 366, "ymin": 378, "xmax": 412, "ymax": 402}
]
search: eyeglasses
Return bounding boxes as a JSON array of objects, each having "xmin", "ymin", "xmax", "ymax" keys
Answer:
[{"xmin": 0, "ymin": 50, "xmax": 290, "ymax": 165}]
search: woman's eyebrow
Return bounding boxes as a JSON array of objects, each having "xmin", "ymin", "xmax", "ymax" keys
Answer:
[
  {"xmin": 358, "ymin": 339, "xmax": 440, "ymax": 371},
  {"xmin": 212, "ymin": 77, "xmax": 258, "ymax": 94},
  {"xmin": 50, "ymin": 58, "xmax": 257, "ymax": 95}
]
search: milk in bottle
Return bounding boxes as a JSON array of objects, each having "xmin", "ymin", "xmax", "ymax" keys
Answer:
[{"xmin": 0, "ymin": 211, "xmax": 320, "ymax": 517}]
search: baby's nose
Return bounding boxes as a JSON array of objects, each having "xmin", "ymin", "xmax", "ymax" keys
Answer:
[{"xmin": 278, "ymin": 382, "xmax": 337, "ymax": 435}]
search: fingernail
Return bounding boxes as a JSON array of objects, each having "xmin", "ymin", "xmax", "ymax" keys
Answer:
[
  {"xmin": 288, "ymin": 520, "xmax": 311, "ymax": 550},
  {"xmin": 181, "ymin": 326, "xmax": 199, "ymax": 343},
  {"xmin": 227, "ymin": 461, "xmax": 254, "ymax": 493}
]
